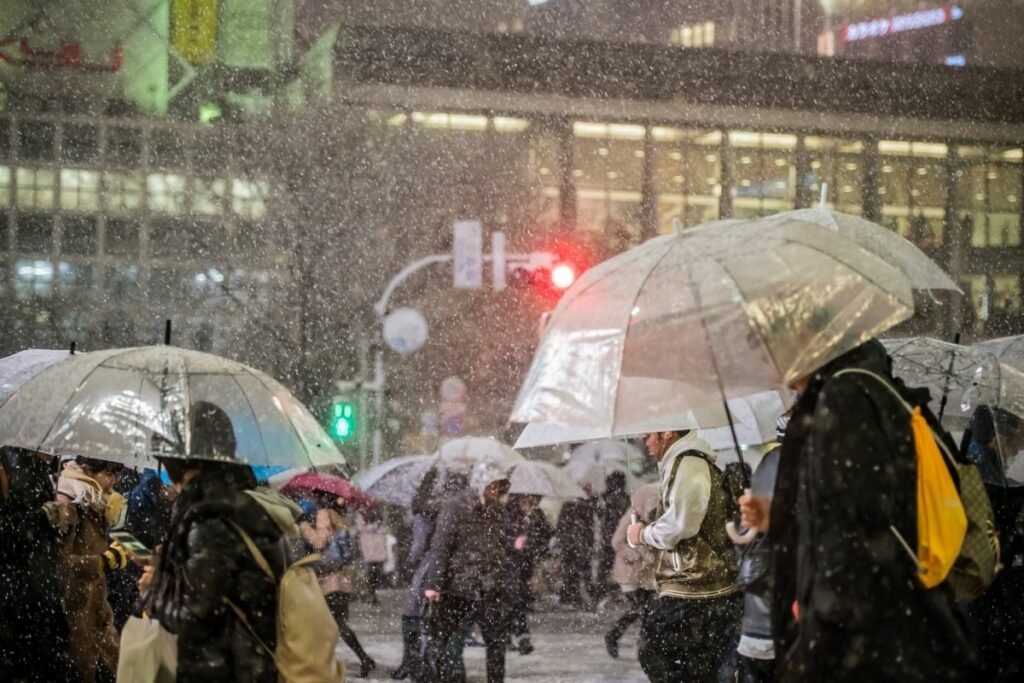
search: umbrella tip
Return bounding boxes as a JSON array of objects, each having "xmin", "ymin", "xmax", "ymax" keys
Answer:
[
  {"xmin": 69, "ymin": 341, "xmax": 76, "ymax": 356},
  {"xmin": 164, "ymin": 319, "xmax": 172, "ymax": 345},
  {"xmin": 672, "ymin": 216, "xmax": 685, "ymax": 236}
]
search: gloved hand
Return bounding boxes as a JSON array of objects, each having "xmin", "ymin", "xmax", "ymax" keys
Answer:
[{"xmin": 103, "ymin": 541, "xmax": 129, "ymax": 571}]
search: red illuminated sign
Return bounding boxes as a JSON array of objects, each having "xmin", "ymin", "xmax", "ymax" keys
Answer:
[{"xmin": 841, "ymin": 5, "xmax": 964, "ymax": 43}]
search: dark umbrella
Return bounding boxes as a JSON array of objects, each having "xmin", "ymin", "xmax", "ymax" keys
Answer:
[{"xmin": 280, "ymin": 471, "xmax": 375, "ymax": 509}]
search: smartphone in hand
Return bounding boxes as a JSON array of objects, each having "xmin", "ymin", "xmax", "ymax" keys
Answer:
[{"xmin": 110, "ymin": 531, "xmax": 153, "ymax": 560}]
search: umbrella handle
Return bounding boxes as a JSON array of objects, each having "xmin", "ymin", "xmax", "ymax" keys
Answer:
[{"xmin": 726, "ymin": 521, "xmax": 758, "ymax": 545}]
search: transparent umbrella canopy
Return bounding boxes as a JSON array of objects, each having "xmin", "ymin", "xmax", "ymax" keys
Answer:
[
  {"xmin": 975, "ymin": 335, "xmax": 1024, "ymax": 373},
  {"xmin": 0, "ymin": 349, "xmax": 77, "ymax": 406},
  {"xmin": 883, "ymin": 337, "xmax": 1024, "ymax": 433},
  {"xmin": 0, "ymin": 346, "xmax": 344, "ymax": 470},
  {"xmin": 720, "ymin": 209, "xmax": 960, "ymax": 292},
  {"xmin": 508, "ymin": 460, "xmax": 585, "ymax": 499},
  {"xmin": 512, "ymin": 214, "xmax": 915, "ymax": 434}
]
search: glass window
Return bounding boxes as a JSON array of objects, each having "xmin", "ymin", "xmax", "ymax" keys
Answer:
[
  {"xmin": 58, "ymin": 261, "xmax": 93, "ymax": 289},
  {"xmin": 573, "ymin": 121, "xmax": 645, "ymax": 241},
  {"xmin": 62, "ymin": 124, "xmax": 100, "ymax": 163},
  {"xmin": 148, "ymin": 218, "xmax": 189, "ymax": 259},
  {"xmin": 61, "ymin": 216, "xmax": 97, "ymax": 256},
  {"xmin": 15, "ymin": 213, "xmax": 53, "ymax": 253},
  {"xmin": 652, "ymin": 127, "xmax": 722, "ymax": 232},
  {"xmin": 17, "ymin": 120, "xmax": 55, "ymax": 161},
  {"xmin": 804, "ymin": 137, "xmax": 864, "ymax": 214},
  {"xmin": 879, "ymin": 140, "xmax": 948, "ymax": 248},
  {"xmin": 729, "ymin": 131, "xmax": 797, "ymax": 219},
  {"xmin": 0, "ymin": 213, "xmax": 8, "ymax": 251},
  {"xmin": 147, "ymin": 173, "xmax": 187, "ymax": 213},
  {"xmin": 528, "ymin": 127, "xmax": 561, "ymax": 228},
  {"xmin": 0, "ymin": 164, "xmax": 10, "ymax": 206},
  {"xmin": 15, "ymin": 168, "xmax": 55, "ymax": 209},
  {"xmin": 104, "ymin": 172, "xmax": 144, "ymax": 213},
  {"xmin": 149, "ymin": 129, "xmax": 188, "ymax": 168},
  {"xmin": 232, "ymin": 178, "xmax": 268, "ymax": 219},
  {"xmin": 148, "ymin": 267, "xmax": 188, "ymax": 306},
  {"xmin": 105, "ymin": 265, "xmax": 139, "ymax": 300},
  {"xmin": 60, "ymin": 169, "xmax": 100, "ymax": 211},
  {"xmin": 957, "ymin": 146, "xmax": 1021, "ymax": 248},
  {"xmin": 193, "ymin": 178, "xmax": 226, "ymax": 215},
  {"xmin": 14, "ymin": 259, "xmax": 54, "ymax": 299},
  {"xmin": 104, "ymin": 218, "xmax": 139, "ymax": 257},
  {"xmin": 107, "ymin": 127, "xmax": 142, "ymax": 165}
]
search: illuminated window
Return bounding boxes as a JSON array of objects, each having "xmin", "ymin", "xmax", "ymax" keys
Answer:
[
  {"xmin": 805, "ymin": 136, "xmax": 864, "ymax": 215},
  {"xmin": 14, "ymin": 259, "xmax": 54, "ymax": 299},
  {"xmin": 409, "ymin": 112, "xmax": 488, "ymax": 131},
  {"xmin": 60, "ymin": 169, "xmax": 100, "ymax": 211},
  {"xmin": 729, "ymin": 131, "xmax": 797, "ymax": 219},
  {"xmin": 232, "ymin": 178, "xmax": 268, "ymax": 219},
  {"xmin": 880, "ymin": 140, "xmax": 948, "ymax": 246},
  {"xmin": 104, "ymin": 172, "xmax": 144, "ymax": 213},
  {"xmin": 0, "ymin": 165, "xmax": 10, "ymax": 207},
  {"xmin": 672, "ymin": 21, "xmax": 716, "ymax": 48},
  {"xmin": 147, "ymin": 173, "xmax": 187, "ymax": 213},
  {"xmin": 958, "ymin": 146, "xmax": 1021, "ymax": 248},
  {"xmin": 15, "ymin": 168, "xmax": 55, "ymax": 209},
  {"xmin": 193, "ymin": 178, "xmax": 226, "ymax": 215}
]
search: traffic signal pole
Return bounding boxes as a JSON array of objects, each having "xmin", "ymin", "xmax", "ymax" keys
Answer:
[{"xmin": 366, "ymin": 239, "xmax": 563, "ymax": 467}]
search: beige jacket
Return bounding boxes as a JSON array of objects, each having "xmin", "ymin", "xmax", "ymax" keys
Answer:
[{"xmin": 611, "ymin": 484, "xmax": 658, "ymax": 591}]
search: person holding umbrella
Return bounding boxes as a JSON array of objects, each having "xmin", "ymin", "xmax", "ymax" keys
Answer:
[
  {"xmin": 143, "ymin": 401, "xmax": 300, "ymax": 683},
  {"xmin": 422, "ymin": 460, "xmax": 513, "ymax": 683},
  {"xmin": 739, "ymin": 339, "xmax": 976, "ymax": 680},
  {"xmin": 298, "ymin": 494, "xmax": 377, "ymax": 678},
  {"xmin": 625, "ymin": 429, "xmax": 740, "ymax": 682}
]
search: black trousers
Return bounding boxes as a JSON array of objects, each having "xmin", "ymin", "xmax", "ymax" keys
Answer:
[
  {"xmin": 428, "ymin": 594, "xmax": 507, "ymax": 683},
  {"xmin": 638, "ymin": 593, "xmax": 743, "ymax": 683},
  {"xmin": 559, "ymin": 553, "xmax": 591, "ymax": 605},
  {"xmin": 325, "ymin": 592, "xmax": 372, "ymax": 664},
  {"xmin": 607, "ymin": 588, "xmax": 656, "ymax": 642}
]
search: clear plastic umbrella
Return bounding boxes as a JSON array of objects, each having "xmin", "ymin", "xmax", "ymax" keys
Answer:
[
  {"xmin": 563, "ymin": 440, "xmax": 641, "ymax": 494},
  {"xmin": 883, "ymin": 337, "xmax": 1024, "ymax": 432},
  {"xmin": 975, "ymin": 335, "xmax": 1024, "ymax": 373},
  {"xmin": 715, "ymin": 209, "xmax": 959, "ymax": 292},
  {"xmin": 353, "ymin": 455, "xmax": 434, "ymax": 507},
  {"xmin": 0, "ymin": 349, "xmax": 77, "ymax": 406},
  {"xmin": 0, "ymin": 346, "xmax": 344, "ymax": 470},
  {"xmin": 435, "ymin": 436, "xmax": 524, "ymax": 472},
  {"xmin": 508, "ymin": 460, "xmax": 585, "ymax": 498},
  {"xmin": 512, "ymin": 214, "xmax": 914, "ymax": 435}
]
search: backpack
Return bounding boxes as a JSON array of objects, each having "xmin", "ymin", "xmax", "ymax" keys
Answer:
[
  {"xmin": 226, "ymin": 521, "xmax": 346, "ymax": 683},
  {"xmin": 836, "ymin": 369, "xmax": 1000, "ymax": 600}
]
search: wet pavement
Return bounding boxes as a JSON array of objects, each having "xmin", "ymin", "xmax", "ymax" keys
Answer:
[{"xmin": 342, "ymin": 589, "xmax": 648, "ymax": 681}]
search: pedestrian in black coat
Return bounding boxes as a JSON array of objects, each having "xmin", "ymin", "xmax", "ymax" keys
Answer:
[
  {"xmin": 595, "ymin": 472, "xmax": 629, "ymax": 601},
  {"xmin": 555, "ymin": 493, "xmax": 596, "ymax": 608},
  {"xmin": 145, "ymin": 402, "xmax": 287, "ymax": 683},
  {"xmin": 0, "ymin": 447, "xmax": 80, "ymax": 683},
  {"xmin": 423, "ymin": 460, "xmax": 513, "ymax": 682},
  {"xmin": 506, "ymin": 494, "xmax": 552, "ymax": 652},
  {"xmin": 745, "ymin": 340, "xmax": 976, "ymax": 681}
]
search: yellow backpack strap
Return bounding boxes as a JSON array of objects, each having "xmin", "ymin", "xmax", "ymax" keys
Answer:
[{"xmin": 228, "ymin": 520, "xmax": 275, "ymax": 581}]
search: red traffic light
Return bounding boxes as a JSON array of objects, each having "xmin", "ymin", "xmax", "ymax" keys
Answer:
[{"xmin": 550, "ymin": 263, "xmax": 577, "ymax": 290}]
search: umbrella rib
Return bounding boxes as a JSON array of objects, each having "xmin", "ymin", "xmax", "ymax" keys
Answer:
[
  {"xmin": 231, "ymin": 373, "xmax": 272, "ymax": 467},
  {"xmin": 612, "ymin": 239, "xmax": 679, "ymax": 427},
  {"xmin": 243, "ymin": 369, "xmax": 317, "ymax": 469}
]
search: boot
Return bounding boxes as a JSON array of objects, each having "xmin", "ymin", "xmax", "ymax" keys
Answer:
[
  {"xmin": 390, "ymin": 616, "xmax": 421, "ymax": 679},
  {"xmin": 604, "ymin": 630, "xmax": 620, "ymax": 659}
]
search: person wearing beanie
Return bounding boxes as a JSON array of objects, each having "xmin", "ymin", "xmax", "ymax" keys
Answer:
[{"xmin": 423, "ymin": 459, "xmax": 513, "ymax": 682}]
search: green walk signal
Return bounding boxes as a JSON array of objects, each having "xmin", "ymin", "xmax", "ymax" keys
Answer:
[{"xmin": 330, "ymin": 400, "xmax": 357, "ymax": 443}]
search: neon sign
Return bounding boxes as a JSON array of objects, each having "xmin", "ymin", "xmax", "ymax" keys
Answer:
[{"xmin": 841, "ymin": 5, "xmax": 964, "ymax": 43}]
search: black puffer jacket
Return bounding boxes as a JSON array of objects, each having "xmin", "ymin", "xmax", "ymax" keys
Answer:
[
  {"xmin": 0, "ymin": 448, "xmax": 79, "ymax": 683},
  {"xmin": 148, "ymin": 465, "xmax": 285, "ymax": 683},
  {"xmin": 423, "ymin": 488, "xmax": 512, "ymax": 600},
  {"xmin": 769, "ymin": 340, "xmax": 975, "ymax": 681}
]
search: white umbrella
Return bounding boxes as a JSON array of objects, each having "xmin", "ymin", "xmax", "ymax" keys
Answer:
[
  {"xmin": 975, "ymin": 335, "xmax": 1024, "ymax": 373},
  {"xmin": 563, "ymin": 440, "xmax": 640, "ymax": 494},
  {"xmin": 435, "ymin": 436, "xmax": 524, "ymax": 473},
  {"xmin": 698, "ymin": 391, "xmax": 787, "ymax": 451},
  {"xmin": 0, "ymin": 346, "xmax": 344, "ymax": 469},
  {"xmin": 508, "ymin": 460, "xmax": 585, "ymax": 498},
  {"xmin": 512, "ymin": 214, "xmax": 913, "ymax": 437}
]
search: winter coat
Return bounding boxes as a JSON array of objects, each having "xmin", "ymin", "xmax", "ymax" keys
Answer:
[
  {"xmin": 507, "ymin": 505, "xmax": 553, "ymax": 582},
  {"xmin": 402, "ymin": 514, "xmax": 436, "ymax": 617},
  {"xmin": 967, "ymin": 439, "xmax": 1005, "ymax": 486},
  {"xmin": 611, "ymin": 484, "xmax": 658, "ymax": 590},
  {"xmin": 125, "ymin": 468, "xmax": 171, "ymax": 548},
  {"xmin": 738, "ymin": 445, "xmax": 780, "ymax": 647},
  {"xmin": 423, "ymin": 489, "xmax": 513, "ymax": 600},
  {"xmin": 302, "ymin": 508, "xmax": 355, "ymax": 595},
  {"xmin": 642, "ymin": 433, "xmax": 736, "ymax": 598},
  {"xmin": 44, "ymin": 471, "xmax": 120, "ymax": 683},
  {"xmin": 147, "ymin": 467, "xmax": 287, "ymax": 683},
  {"xmin": 768, "ymin": 340, "xmax": 975, "ymax": 681},
  {"xmin": 0, "ymin": 448, "xmax": 79, "ymax": 683},
  {"xmin": 358, "ymin": 513, "xmax": 389, "ymax": 563},
  {"xmin": 555, "ymin": 497, "xmax": 596, "ymax": 561}
]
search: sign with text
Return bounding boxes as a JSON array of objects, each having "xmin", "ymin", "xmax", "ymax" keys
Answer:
[{"xmin": 453, "ymin": 220, "xmax": 483, "ymax": 288}]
